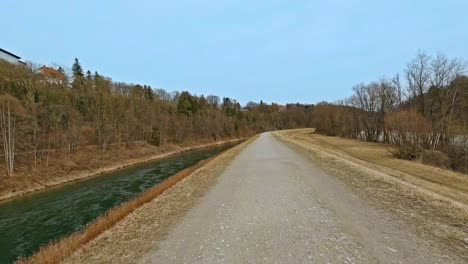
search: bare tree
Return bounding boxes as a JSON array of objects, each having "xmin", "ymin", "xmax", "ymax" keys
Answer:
[
  {"xmin": 426, "ymin": 53, "xmax": 466, "ymax": 147},
  {"xmin": 206, "ymin": 95, "xmax": 220, "ymax": 109},
  {"xmin": 406, "ymin": 51, "xmax": 431, "ymax": 115},
  {"xmin": 351, "ymin": 83, "xmax": 382, "ymax": 142},
  {"xmin": 0, "ymin": 95, "xmax": 24, "ymax": 176},
  {"xmin": 391, "ymin": 73, "xmax": 403, "ymax": 105}
]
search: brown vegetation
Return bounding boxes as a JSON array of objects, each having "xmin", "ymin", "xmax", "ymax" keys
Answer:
[
  {"xmin": 276, "ymin": 129, "xmax": 468, "ymax": 205},
  {"xmin": 385, "ymin": 110, "xmax": 431, "ymax": 160},
  {"xmin": 420, "ymin": 150, "xmax": 450, "ymax": 168},
  {"xmin": 311, "ymin": 51, "xmax": 468, "ymax": 173}
]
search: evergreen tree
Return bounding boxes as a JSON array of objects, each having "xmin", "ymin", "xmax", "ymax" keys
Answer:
[
  {"xmin": 86, "ymin": 70, "xmax": 92, "ymax": 80},
  {"xmin": 198, "ymin": 95, "xmax": 209, "ymax": 113},
  {"xmin": 71, "ymin": 58, "xmax": 85, "ymax": 90},
  {"xmin": 143, "ymin": 85, "xmax": 154, "ymax": 101},
  {"xmin": 177, "ymin": 91, "xmax": 197, "ymax": 116},
  {"xmin": 72, "ymin": 58, "xmax": 84, "ymax": 77}
]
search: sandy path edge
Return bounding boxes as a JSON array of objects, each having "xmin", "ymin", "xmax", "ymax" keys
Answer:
[{"xmin": 0, "ymin": 139, "xmax": 244, "ymax": 202}]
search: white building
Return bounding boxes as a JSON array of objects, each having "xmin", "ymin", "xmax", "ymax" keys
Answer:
[{"xmin": 0, "ymin": 48, "xmax": 24, "ymax": 64}]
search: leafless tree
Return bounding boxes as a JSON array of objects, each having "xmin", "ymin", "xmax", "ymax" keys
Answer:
[
  {"xmin": 420, "ymin": 53, "xmax": 466, "ymax": 148},
  {"xmin": 206, "ymin": 95, "xmax": 220, "ymax": 109},
  {"xmin": 391, "ymin": 73, "xmax": 403, "ymax": 105},
  {"xmin": 0, "ymin": 95, "xmax": 24, "ymax": 176},
  {"xmin": 406, "ymin": 51, "xmax": 431, "ymax": 115}
]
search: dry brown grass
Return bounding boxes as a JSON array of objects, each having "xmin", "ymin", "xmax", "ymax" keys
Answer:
[
  {"xmin": 17, "ymin": 155, "xmax": 216, "ymax": 264},
  {"xmin": 277, "ymin": 128, "xmax": 468, "ymax": 205}
]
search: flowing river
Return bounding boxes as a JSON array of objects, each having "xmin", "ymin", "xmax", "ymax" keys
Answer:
[{"xmin": 0, "ymin": 143, "xmax": 236, "ymax": 263}]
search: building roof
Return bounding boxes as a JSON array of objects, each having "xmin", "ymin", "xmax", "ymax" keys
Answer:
[
  {"xmin": 39, "ymin": 66, "xmax": 66, "ymax": 80},
  {"xmin": 0, "ymin": 48, "xmax": 21, "ymax": 59}
]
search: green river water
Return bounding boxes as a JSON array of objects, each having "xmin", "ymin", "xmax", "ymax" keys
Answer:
[{"xmin": 0, "ymin": 143, "xmax": 236, "ymax": 263}]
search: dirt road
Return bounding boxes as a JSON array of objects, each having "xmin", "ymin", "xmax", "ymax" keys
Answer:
[{"xmin": 139, "ymin": 133, "xmax": 462, "ymax": 264}]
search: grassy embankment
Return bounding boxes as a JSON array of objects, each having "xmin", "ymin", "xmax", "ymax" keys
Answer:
[
  {"xmin": 276, "ymin": 128, "xmax": 468, "ymax": 205},
  {"xmin": 19, "ymin": 135, "xmax": 255, "ymax": 264},
  {"xmin": 0, "ymin": 138, "xmax": 243, "ymax": 202},
  {"xmin": 275, "ymin": 128, "xmax": 468, "ymax": 258}
]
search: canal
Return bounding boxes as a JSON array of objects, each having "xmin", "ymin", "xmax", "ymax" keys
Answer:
[{"xmin": 0, "ymin": 143, "xmax": 236, "ymax": 263}]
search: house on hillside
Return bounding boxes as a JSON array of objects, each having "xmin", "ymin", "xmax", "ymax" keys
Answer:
[
  {"xmin": 38, "ymin": 66, "xmax": 66, "ymax": 84},
  {"xmin": 0, "ymin": 48, "xmax": 25, "ymax": 65}
]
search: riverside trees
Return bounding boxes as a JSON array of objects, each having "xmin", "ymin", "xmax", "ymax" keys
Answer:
[
  {"xmin": 312, "ymin": 51, "xmax": 468, "ymax": 173},
  {"xmin": 0, "ymin": 95, "xmax": 25, "ymax": 176},
  {"xmin": 0, "ymin": 59, "xmax": 312, "ymax": 176}
]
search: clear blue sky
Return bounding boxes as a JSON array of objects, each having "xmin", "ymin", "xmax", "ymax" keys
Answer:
[{"xmin": 2, "ymin": 1, "xmax": 467, "ymax": 104}]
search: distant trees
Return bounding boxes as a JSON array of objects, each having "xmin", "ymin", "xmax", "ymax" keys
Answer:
[{"xmin": 311, "ymin": 51, "xmax": 468, "ymax": 173}]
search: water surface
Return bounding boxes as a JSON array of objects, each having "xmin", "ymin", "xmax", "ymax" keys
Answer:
[{"xmin": 0, "ymin": 143, "xmax": 235, "ymax": 263}]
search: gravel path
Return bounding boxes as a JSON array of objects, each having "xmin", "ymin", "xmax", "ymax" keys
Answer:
[{"xmin": 140, "ymin": 133, "xmax": 461, "ymax": 264}]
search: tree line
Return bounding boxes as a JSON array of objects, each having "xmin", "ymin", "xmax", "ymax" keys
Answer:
[
  {"xmin": 0, "ymin": 59, "xmax": 313, "ymax": 177},
  {"xmin": 312, "ymin": 51, "xmax": 468, "ymax": 173}
]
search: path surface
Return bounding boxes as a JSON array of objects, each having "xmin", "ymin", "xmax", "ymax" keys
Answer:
[{"xmin": 139, "ymin": 133, "xmax": 460, "ymax": 264}]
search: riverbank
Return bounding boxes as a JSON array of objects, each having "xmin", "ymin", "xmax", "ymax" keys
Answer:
[
  {"xmin": 22, "ymin": 135, "xmax": 257, "ymax": 264},
  {"xmin": 0, "ymin": 138, "xmax": 244, "ymax": 202}
]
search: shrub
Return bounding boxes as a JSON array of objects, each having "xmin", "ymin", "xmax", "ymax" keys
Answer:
[
  {"xmin": 443, "ymin": 143, "xmax": 468, "ymax": 174},
  {"xmin": 391, "ymin": 143, "xmax": 422, "ymax": 160},
  {"xmin": 385, "ymin": 110, "xmax": 432, "ymax": 160},
  {"xmin": 420, "ymin": 150, "xmax": 450, "ymax": 168}
]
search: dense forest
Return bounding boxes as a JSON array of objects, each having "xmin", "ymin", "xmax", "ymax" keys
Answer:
[
  {"xmin": 0, "ymin": 59, "xmax": 313, "ymax": 178},
  {"xmin": 312, "ymin": 51, "xmax": 468, "ymax": 173}
]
